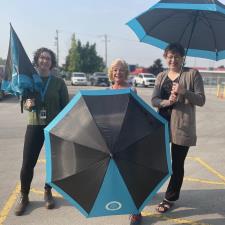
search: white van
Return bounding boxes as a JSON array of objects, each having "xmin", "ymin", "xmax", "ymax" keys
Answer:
[
  {"xmin": 133, "ymin": 73, "xmax": 156, "ymax": 87},
  {"xmin": 71, "ymin": 72, "xmax": 88, "ymax": 86}
]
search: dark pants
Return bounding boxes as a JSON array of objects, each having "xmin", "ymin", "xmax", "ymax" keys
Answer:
[
  {"xmin": 165, "ymin": 143, "xmax": 189, "ymax": 201},
  {"xmin": 20, "ymin": 125, "xmax": 51, "ymax": 194}
]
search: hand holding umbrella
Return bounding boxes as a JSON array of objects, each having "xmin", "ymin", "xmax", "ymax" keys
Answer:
[
  {"xmin": 24, "ymin": 98, "xmax": 35, "ymax": 110},
  {"xmin": 172, "ymin": 82, "xmax": 185, "ymax": 95}
]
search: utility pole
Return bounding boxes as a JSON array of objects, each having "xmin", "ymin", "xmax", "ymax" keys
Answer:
[
  {"xmin": 104, "ymin": 34, "xmax": 108, "ymax": 71},
  {"xmin": 99, "ymin": 34, "xmax": 110, "ymax": 72},
  {"xmin": 55, "ymin": 30, "xmax": 59, "ymax": 68}
]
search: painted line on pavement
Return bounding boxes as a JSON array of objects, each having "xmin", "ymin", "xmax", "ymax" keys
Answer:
[
  {"xmin": 38, "ymin": 158, "xmax": 225, "ymax": 186},
  {"xmin": 0, "ymin": 183, "xmax": 20, "ymax": 225},
  {"xmin": 184, "ymin": 177, "xmax": 225, "ymax": 185},
  {"xmin": 30, "ymin": 188, "xmax": 62, "ymax": 198},
  {"xmin": 141, "ymin": 211, "xmax": 211, "ymax": 225},
  {"xmin": 0, "ymin": 184, "xmax": 214, "ymax": 225},
  {"xmin": 188, "ymin": 157, "xmax": 225, "ymax": 183}
]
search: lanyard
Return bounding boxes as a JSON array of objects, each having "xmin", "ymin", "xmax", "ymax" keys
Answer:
[{"xmin": 40, "ymin": 75, "xmax": 51, "ymax": 102}]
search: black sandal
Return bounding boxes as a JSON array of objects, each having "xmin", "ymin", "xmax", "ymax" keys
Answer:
[{"xmin": 156, "ymin": 199, "xmax": 174, "ymax": 213}]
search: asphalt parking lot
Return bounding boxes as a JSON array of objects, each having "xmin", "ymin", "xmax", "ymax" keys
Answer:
[{"xmin": 0, "ymin": 85, "xmax": 224, "ymax": 225}]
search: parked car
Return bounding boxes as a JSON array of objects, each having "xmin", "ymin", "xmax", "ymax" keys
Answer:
[
  {"xmin": 0, "ymin": 89, "xmax": 3, "ymax": 100},
  {"xmin": 89, "ymin": 72, "xmax": 110, "ymax": 86},
  {"xmin": 71, "ymin": 72, "xmax": 88, "ymax": 86},
  {"xmin": 127, "ymin": 75, "xmax": 135, "ymax": 86},
  {"xmin": 133, "ymin": 73, "xmax": 156, "ymax": 87}
]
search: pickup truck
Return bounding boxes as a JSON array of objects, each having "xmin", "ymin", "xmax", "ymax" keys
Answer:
[
  {"xmin": 133, "ymin": 73, "xmax": 156, "ymax": 87},
  {"xmin": 89, "ymin": 72, "xmax": 110, "ymax": 86}
]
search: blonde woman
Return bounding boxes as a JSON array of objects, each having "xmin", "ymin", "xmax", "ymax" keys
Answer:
[
  {"xmin": 108, "ymin": 58, "xmax": 136, "ymax": 93},
  {"xmin": 109, "ymin": 59, "xmax": 140, "ymax": 224}
]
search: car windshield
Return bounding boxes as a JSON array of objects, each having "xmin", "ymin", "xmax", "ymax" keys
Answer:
[
  {"xmin": 73, "ymin": 74, "xmax": 85, "ymax": 77},
  {"xmin": 95, "ymin": 73, "xmax": 107, "ymax": 77},
  {"xmin": 144, "ymin": 74, "xmax": 155, "ymax": 78}
]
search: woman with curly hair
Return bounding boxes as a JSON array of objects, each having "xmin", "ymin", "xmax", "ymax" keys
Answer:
[{"xmin": 14, "ymin": 47, "xmax": 69, "ymax": 216}]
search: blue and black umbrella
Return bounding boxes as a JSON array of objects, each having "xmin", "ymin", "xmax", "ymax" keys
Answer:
[
  {"xmin": 1, "ymin": 24, "xmax": 41, "ymax": 111},
  {"xmin": 127, "ymin": 0, "xmax": 225, "ymax": 61},
  {"xmin": 44, "ymin": 89, "xmax": 172, "ymax": 217}
]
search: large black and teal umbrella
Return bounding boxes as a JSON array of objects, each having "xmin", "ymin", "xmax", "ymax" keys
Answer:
[
  {"xmin": 1, "ymin": 24, "xmax": 41, "ymax": 97},
  {"xmin": 44, "ymin": 89, "xmax": 171, "ymax": 217},
  {"xmin": 127, "ymin": 0, "xmax": 225, "ymax": 61}
]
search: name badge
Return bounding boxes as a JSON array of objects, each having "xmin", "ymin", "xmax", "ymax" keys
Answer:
[{"xmin": 39, "ymin": 109, "xmax": 47, "ymax": 119}]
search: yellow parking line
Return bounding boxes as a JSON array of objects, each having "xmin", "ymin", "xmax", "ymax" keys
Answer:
[
  {"xmin": 141, "ymin": 211, "xmax": 210, "ymax": 225},
  {"xmin": 30, "ymin": 188, "xmax": 62, "ymax": 198},
  {"xmin": 188, "ymin": 157, "xmax": 225, "ymax": 183},
  {"xmin": 38, "ymin": 157, "xmax": 225, "ymax": 186},
  {"xmin": 184, "ymin": 177, "xmax": 225, "ymax": 185},
  {"xmin": 0, "ymin": 183, "xmax": 20, "ymax": 225}
]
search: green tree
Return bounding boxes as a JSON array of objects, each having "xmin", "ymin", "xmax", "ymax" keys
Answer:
[
  {"xmin": 64, "ymin": 34, "xmax": 80, "ymax": 72},
  {"xmin": 64, "ymin": 35, "xmax": 104, "ymax": 73},
  {"xmin": 78, "ymin": 42, "xmax": 104, "ymax": 73},
  {"xmin": 148, "ymin": 59, "xmax": 164, "ymax": 75},
  {"xmin": 0, "ymin": 57, "xmax": 6, "ymax": 65}
]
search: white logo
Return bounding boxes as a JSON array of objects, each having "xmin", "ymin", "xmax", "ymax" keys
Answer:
[{"xmin": 105, "ymin": 201, "xmax": 122, "ymax": 211}]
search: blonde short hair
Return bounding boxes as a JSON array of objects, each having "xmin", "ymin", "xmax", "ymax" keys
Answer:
[{"xmin": 108, "ymin": 58, "xmax": 129, "ymax": 81}]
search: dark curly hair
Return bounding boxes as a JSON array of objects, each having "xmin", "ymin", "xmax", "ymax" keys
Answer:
[
  {"xmin": 33, "ymin": 47, "xmax": 56, "ymax": 70},
  {"xmin": 163, "ymin": 43, "xmax": 185, "ymax": 58}
]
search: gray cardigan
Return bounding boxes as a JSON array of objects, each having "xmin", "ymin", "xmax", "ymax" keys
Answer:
[{"xmin": 151, "ymin": 68, "xmax": 205, "ymax": 146}]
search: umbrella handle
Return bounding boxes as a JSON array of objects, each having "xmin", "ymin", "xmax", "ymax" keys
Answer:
[
  {"xmin": 20, "ymin": 97, "xmax": 24, "ymax": 113},
  {"xmin": 179, "ymin": 11, "xmax": 199, "ymax": 82}
]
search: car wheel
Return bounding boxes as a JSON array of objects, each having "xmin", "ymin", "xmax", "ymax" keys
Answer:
[{"xmin": 142, "ymin": 81, "xmax": 147, "ymax": 87}]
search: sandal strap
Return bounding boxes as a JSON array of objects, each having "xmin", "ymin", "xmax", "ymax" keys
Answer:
[{"xmin": 156, "ymin": 200, "xmax": 173, "ymax": 213}]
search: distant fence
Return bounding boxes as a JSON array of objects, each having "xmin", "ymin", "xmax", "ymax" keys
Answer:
[
  {"xmin": 201, "ymin": 76, "xmax": 225, "ymax": 99},
  {"xmin": 202, "ymin": 76, "xmax": 225, "ymax": 86},
  {"xmin": 217, "ymin": 84, "xmax": 225, "ymax": 99}
]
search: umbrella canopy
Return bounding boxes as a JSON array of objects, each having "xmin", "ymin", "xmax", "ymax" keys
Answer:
[
  {"xmin": 1, "ymin": 24, "xmax": 41, "ymax": 96},
  {"xmin": 44, "ymin": 89, "xmax": 172, "ymax": 217},
  {"xmin": 127, "ymin": 0, "xmax": 225, "ymax": 61}
]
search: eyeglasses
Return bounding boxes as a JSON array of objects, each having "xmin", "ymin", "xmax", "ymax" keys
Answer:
[{"xmin": 166, "ymin": 55, "xmax": 182, "ymax": 60}]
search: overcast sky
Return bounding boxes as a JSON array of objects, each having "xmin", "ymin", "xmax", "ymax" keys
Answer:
[{"xmin": 1, "ymin": 0, "xmax": 225, "ymax": 68}]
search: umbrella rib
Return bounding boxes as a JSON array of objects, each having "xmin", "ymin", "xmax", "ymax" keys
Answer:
[
  {"xmin": 53, "ymin": 156, "xmax": 109, "ymax": 183},
  {"xmin": 141, "ymin": 11, "xmax": 182, "ymax": 41},
  {"xmin": 143, "ymin": 10, "xmax": 197, "ymax": 46},
  {"xmin": 113, "ymin": 95, "xmax": 131, "ymax": 151},
  {"xmin": 114, "ymin": 124, "xmax": 160, "ymax": 154},
  {"xmin": 200, "ymin": 11, "xmax": 218, "ymax": 55},
  {"xmin": 79, "ymin": 99, "xmax": 110, "ymax": 152},
  {"xmin": 117, "ymin": 157, "xmax": 167, "ymax": 174},
  {"xmin": 177, "ymin": 11, "xmax": 198, "ymax": 44}
]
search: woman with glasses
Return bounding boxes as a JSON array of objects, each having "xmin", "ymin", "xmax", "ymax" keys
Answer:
[
  {"xmin": 151, "ymin": 43, "xmax": 205, "ymax": 213},
  {"xmin": 14, "ymin": 47, "xmax": 69, "ymax": 216}
]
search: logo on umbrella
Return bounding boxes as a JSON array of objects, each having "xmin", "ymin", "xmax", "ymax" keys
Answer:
[{"xmin": 105, "ymin": 201, "xmax": 122, "ymax": 211}]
